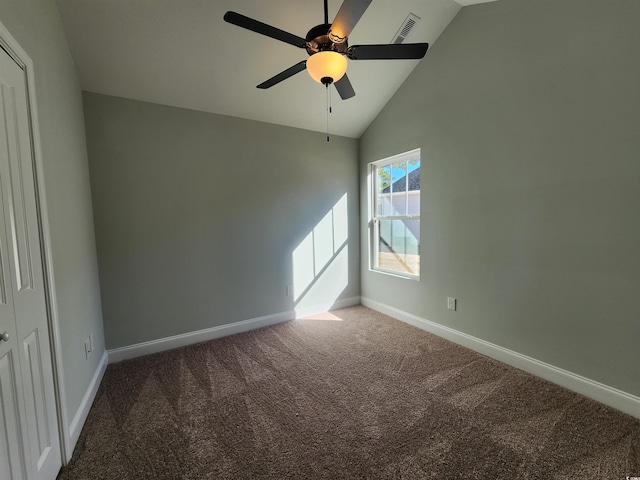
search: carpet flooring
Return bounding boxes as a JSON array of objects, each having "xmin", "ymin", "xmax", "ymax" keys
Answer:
[{"xmin": 58, "ymin": 306, "xmax": 640, "ymax": 479}]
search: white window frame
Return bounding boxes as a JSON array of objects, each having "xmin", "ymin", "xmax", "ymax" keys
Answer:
[{"xmin": 369, "ymin": 148, "xmax": 421, "ymax": 280}]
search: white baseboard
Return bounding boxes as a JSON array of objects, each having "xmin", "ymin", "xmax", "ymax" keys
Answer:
[
  {"xmin": 67, "ymin": 350, "xmax": 108, "ymax": 460},
  {"xmin": 361, "ymin": 297, "xmax": 640, "ymax": 420},
  {"xmin": 108, "ymin": 311, "xmax": 293, "ymax": 363},
  {"xmin": 108, "ymin": 296, "xmax": 361, "ymax": 364}
]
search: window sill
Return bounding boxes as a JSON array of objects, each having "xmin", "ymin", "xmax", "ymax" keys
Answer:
[{"xmin": 370, "ymin": 267, "xmax": 420, "ymax": 281}]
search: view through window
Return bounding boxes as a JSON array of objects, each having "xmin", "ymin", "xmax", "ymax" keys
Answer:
[{"xmin": 371, "ymin": 149, "xmax": 420, "ymax": 278}]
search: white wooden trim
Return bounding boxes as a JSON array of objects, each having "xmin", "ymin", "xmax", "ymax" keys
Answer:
[
  {"xmin": 371, "ymin": 148, "xmax": 420, "ymax": 168},
  {"xmin": 108, "ymin": 312, "xmax": 294, "ymax": 363},
  {"xmin": 108, "ymin": 296, "xmax": 361, "ymax": 363},
  {"xmin": 0, "ymin": 20, "xmax": 73, "ymax": 463},
  {"xmin": 68, "ymin": 351, "xmax": 108, "ymax": 456},
  {"xmin": 361, "ymin": 297, "xmax": 640, "ymax": 420},
  {"xmin": 373, "ymin": 215, "xmax": 420, "ymax": 221}
]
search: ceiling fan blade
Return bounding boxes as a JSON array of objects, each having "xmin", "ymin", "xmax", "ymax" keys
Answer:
[
  {"xmin": 224, "ymin": 11, "xmax": 307, "ymax": 48},
  {"xmin": 257, "ymin": 61, "xmax": 308, "ymax": 89},
  {"xmin": 334, "ymin": 74, "xmax": 355, "ymax": 100},
  {"xmin": 348, "ymin": 43, "xmax": 429, "ymax": 60},
  {"xmin": 328, "ymin": 0, "xmax": 373, "ymax": 44}
]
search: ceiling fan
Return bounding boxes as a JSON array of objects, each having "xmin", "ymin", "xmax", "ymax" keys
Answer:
[{"xmin": 223, "ymin": 0, "xmax": 429, "ymax": 100}]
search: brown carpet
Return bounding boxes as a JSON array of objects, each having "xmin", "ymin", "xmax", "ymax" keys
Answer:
[{"xmin": 58, "ymin": 306, "xmax": 640, "ymax": 479}]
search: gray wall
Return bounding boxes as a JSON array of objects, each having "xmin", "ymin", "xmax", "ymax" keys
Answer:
[
  {"xmin": 83, "ymin": 92, "xmax": 360, "ymax": 349},
  {"xmin": 0, "ymin": 1, "xmax": 105, "ymax": 421},
  {"xmin": 360, "ymin": 0, "xmax": 640, "ymax": 397}
]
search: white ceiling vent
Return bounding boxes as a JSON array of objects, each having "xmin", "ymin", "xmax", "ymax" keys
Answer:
[{"xmin": 392, "ymin": 13, "xmax": 421, "ymax": 44}]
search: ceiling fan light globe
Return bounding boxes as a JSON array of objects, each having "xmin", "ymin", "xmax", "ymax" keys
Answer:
[{"xmin": 307, "ymin": 51, "xmax": 347, "ymax": 84}]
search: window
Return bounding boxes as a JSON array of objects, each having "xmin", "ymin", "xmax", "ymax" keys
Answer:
[{"xmin": 370, "ymin": 149, "xmax": 420, "ymax": 278}]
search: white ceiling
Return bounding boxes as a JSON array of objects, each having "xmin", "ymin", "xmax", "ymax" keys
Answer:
[{"xmin": 56, "ymin": 0, "xmax": 497, "ymax": 138}]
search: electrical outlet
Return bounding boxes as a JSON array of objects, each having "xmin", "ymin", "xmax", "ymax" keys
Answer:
[
  {"xmin": 84, "ymin": 338, "xmax": 91, "ymax": 359},
  {"xmin": 286, "ymin": 285, "xmax": 293, "ymax": 297},
  {"xmin": 88, "ymin": 334, "xmax": 94, "ymax": 353},
  {"xmin": 447, "ymin": 297, "xmax": 457, "ymax": 311}
]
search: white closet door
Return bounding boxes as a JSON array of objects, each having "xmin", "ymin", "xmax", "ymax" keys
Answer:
[{"xmin": 0, "ymin": 46, "xmax": 62, "ymax": 480}]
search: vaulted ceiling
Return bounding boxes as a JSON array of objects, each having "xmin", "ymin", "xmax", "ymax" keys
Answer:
[{"xmin": 56, "ymin": 0, "xmax": 497, "ymax": 138}]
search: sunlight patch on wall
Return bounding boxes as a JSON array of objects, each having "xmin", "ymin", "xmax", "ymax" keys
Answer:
[{"xmin": 292, "ymin": 194, "xmax": 349, "ymax": 308}]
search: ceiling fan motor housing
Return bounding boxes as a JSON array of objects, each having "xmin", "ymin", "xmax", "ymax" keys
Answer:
[{"xmin": 305, "ymin": 24, "xmax": 348, "ymax": 56}]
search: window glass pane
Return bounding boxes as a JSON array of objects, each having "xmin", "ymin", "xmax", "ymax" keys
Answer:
[
  {"xmin": 376, "ymin": 219, "xmax": 420, "ymax": 276},
  {"xmin": 408, "ymin": 190, "xmax": 420, "ymax": 216},
  {"xmin": 408, "ymin": 158, "xmax": 420, "ymax": 216},
  {"xmin": 390, "ymin": 161, "xmax": 407, "ymax": 215},
  {"xmin": 376, "ymin": 165, "xmax": 391, "ymax": 216}
]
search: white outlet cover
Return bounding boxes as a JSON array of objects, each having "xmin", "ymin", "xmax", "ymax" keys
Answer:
[{"xmin": 447, "ymin": 297, "xmax": 457, "ymax": 311}]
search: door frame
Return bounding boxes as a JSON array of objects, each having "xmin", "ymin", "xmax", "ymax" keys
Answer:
[{"xmin": 0, "ymin": 20, "xmax": 71, "ymax": 464}]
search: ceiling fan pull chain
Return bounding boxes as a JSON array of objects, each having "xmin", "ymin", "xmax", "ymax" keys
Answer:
[{"xmin": 326, "ymin": 84, "xmax": 330, "ymax": 142}]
